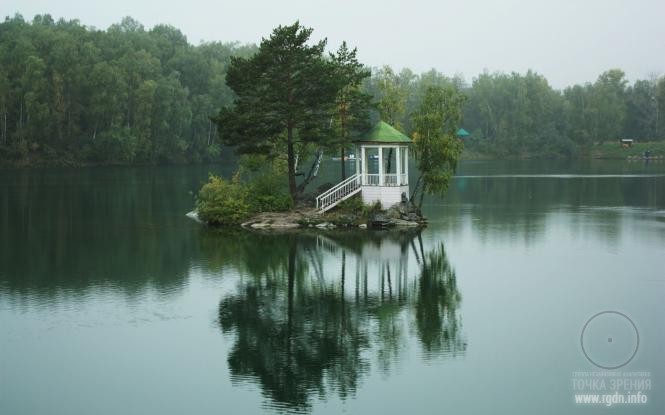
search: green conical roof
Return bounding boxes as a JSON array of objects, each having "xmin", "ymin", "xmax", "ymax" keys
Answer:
[
  {"xmin": 456, "ymin": 128, "xmax": 470, "ymax": 137},
  {"xmin": 355, "ymin": 121, "xmax": 411, "ymax": 143}
]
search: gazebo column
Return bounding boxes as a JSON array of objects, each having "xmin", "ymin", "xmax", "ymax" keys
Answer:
[
  {"xmin": 361, "ymin": 146, "xmax": 366, "ymax": 185},
  {"xmin": 378, "ymin": 146, "xmax": 384, "ymax": 186},
  {"xmin": 355, "ymin": 145, "xmax": 360, "ymax": 178},
  {"xmin": 395, "ymin": 146, "xmax": 401, "ymax": 186},
  {"xmin": 404, "ymin": 147, "xmax": 408, "ymax": 185}
]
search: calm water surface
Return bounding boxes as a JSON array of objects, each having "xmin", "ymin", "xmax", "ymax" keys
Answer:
[{"xmin": 1, "ymin": 160, "xmax": 664, "ymax": 414}]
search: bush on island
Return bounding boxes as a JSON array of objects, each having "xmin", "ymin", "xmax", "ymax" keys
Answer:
[
  {"xmin": 197, "ymin": 174, "xmax": 252, "ymax": 226},
  {"xmin": 196, "ymin": 171, "xmax": 293, "ymax": 226}
]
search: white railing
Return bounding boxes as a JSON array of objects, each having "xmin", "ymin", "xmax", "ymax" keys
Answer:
[
  {"xmin": 361, "ymin": 173, "xmax": 407, "ymax": 186},
  {"xmin": 384, "ymin": 174, "xmax": 398, "ymax": 186},
  {"xmin": 316, "ymin": 174, "xmax": 361, "ymax": 212},
  {"xmin": 365, "ymin": 174, "xmax": 380, "ymax": 185}
]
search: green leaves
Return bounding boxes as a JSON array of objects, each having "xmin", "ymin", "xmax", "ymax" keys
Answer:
[
  {"xmin": 196, "ymin": 168, "xmax": 293, "ymax": 226},
  {"xmin": 328, "ymin": 41, "xmax": 372, "ymax": 179},
  {"xmin": 197, "ymin": 175, "xmax": 252, "ymax": 226},
  {"xmin": 330, "ymin": 42, "xmax": 372, "ymax": 137},
  {"xmin": 215, "ymin": 22, "xmax": 360, "ymax": 198},
  {"xmin": 372, "ymin": 66, "xmax": 410, "ymax": 131},
  {"xmin": 218, "ymin": 22, "xmax": 335, "ymax": 149},
  {"xmin": 0, "ymin": 15, "xmax": 255, "ymax": 164},
  {"xmin": 411, "ymin": 85, "xmax": 465, "ymax": 207}
]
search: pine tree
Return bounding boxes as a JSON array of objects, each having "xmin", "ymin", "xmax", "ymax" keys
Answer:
[{"xmin": 214, "ymin": 22, "xmax": 338, "ymax": 200}]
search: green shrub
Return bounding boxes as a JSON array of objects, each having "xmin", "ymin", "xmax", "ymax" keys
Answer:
[
  {"xmin": 196, "ymin": 170, "xmax": 293, "ymax": 226},
  {"xmin": 245, "ymin": 165, "xmax": 292, "ymax": 212},
  {"xmin": 197, "ymin": 174, "xmax": 252, "ymax": 225},
  {"xmin": 249, "ymin": 193, "xmax": 293, "ymax": 212}
]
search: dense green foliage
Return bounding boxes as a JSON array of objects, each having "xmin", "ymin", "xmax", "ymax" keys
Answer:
[
  {"xmin": 0, "ymin": 14, "xmax": 255, "ymax": 165},
  {"xmin": 329, "ymin": 42, "xmax": 372, "ymax": 179},
  {"xmin": 2, "ymin": 14, "xmax": 663, "ymax": 167},
  {"xmin": 197, "ymin": 175, "xmax": 252, "ymax": 226},
  {"xmin": 214, "ymin": 22, "xmax": 341, "ymax": 200},
  {"xmin": 364, "ymin": 68, "xmax": 665, "ymax": 158},
  {"xmin": 410, "ymin": 86, "xmax": 465, "ymax": 208},
  {"xmin": 196, "ymin": 159, "xmax": 292, "ymax": 226},
  {"xmin": 214, "ymin": 22, "xmax": 372, "ymax": 200},
  {"xmin": 243, "ymin": 163, "xmax": 294, "ymax": 212}
]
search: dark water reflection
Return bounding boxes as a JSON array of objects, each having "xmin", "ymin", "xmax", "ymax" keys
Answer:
[
  {"xmin": 0, "ymin": 165, "xmax": 222, "ymax": 298},
  {"xmin": 1, "ymin": 160, "xmax": 664, "ymax": 415},
  {"xmin": 215, "ymin": 230, "xmax": 464, "ymax": 411}
]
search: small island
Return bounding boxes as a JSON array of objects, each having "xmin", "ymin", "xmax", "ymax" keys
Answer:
[
  {"xmin": 192, "ymin": 23, "xmax": 463, "ymax": 230},
  {"xmin": 192, "ymin": 124, "xmax": 427, "ymax": 230}
]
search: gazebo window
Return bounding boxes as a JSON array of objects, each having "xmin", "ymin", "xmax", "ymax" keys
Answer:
[
  {"xmin": 383, "ymin": 147, "xmax": 397, "ymax": 186},
  {"xmin": 399, "ymin": 147, "xmax": 407, "ymax": 185},
  {"xmin": 364, "ymin": 147, "xmax": 379, "ymax": 185}
]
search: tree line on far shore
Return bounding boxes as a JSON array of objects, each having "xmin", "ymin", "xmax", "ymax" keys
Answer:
[
  {"xmin": 0, "ymin": 14, "xmax": 256, "ymax": 165},
  {"xmin": 372, "ymin": 67, "xmax": 665, "ymax": 157},
  {"xmin": 1, "ymin": 14, "xmax": 664, "ymax": 166}
]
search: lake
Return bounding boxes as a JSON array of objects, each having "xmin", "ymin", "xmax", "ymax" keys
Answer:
[{"xmin": 1, "ymin": 160, "xmax": 664, "ymax": 414}]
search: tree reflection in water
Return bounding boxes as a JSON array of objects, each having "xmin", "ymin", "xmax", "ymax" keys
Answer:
[{"xmin": 215, "ymin": 230, "xmax": 466, "ymax": 411}]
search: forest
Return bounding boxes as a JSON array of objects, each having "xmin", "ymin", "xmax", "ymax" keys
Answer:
[
  {"xmin": 0, "ymin": 14, "xmax": 256, "ymax": 165},
  {"xmin": 370, "ymin": 66, "xmax": 665, "ymax": 158},
  {"xmin": 1, "ymin": 14, "xmax": 664, "ymax": 166}
]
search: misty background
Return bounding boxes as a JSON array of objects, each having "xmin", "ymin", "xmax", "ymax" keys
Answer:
[
  {"xmin": 4, "ymin": 0, "xmax": 665, "ymax": 88},
  {"xmin": 1, "ymin": 0, "xmax": 664, "ymax": 166}
]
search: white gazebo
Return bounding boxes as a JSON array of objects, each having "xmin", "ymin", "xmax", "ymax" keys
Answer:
[{"xmin": 316, "ymin": 121, "xmax": 411, "ymax": 212}]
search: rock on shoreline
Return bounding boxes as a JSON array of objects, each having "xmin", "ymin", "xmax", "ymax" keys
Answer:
[
  {"xmin": 187, "ymin": 203, "xmax": 426, "ymax": 230},
  {"xmin": 241, "ymin": 210, "xmax": 311, "ymax": 229}
]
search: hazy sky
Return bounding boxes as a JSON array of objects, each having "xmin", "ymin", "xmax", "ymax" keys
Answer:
[{"xmin": 4, "ymin": 0, "xmax": 664, "ymax": 88}]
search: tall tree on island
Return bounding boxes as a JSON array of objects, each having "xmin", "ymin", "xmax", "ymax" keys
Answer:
[
  {"xmin": 410, "ymin": 85, "xmax": 465, "ymax": 209},
  {"xmin": 329, "ymin": 42, "xmax": 371, "ymax": 180},
  {"xmin": 213, "ymin": 22, "xmax": 338, "ymax": 201}
]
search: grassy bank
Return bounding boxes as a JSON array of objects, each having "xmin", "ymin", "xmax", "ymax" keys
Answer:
[
  {"xmin": 461, "ymin": 141, "xmax": 665, "ymax": 160},
  {"xmin": 589, "ymin": 142, "xmax": 665, "ymax": 159}
]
